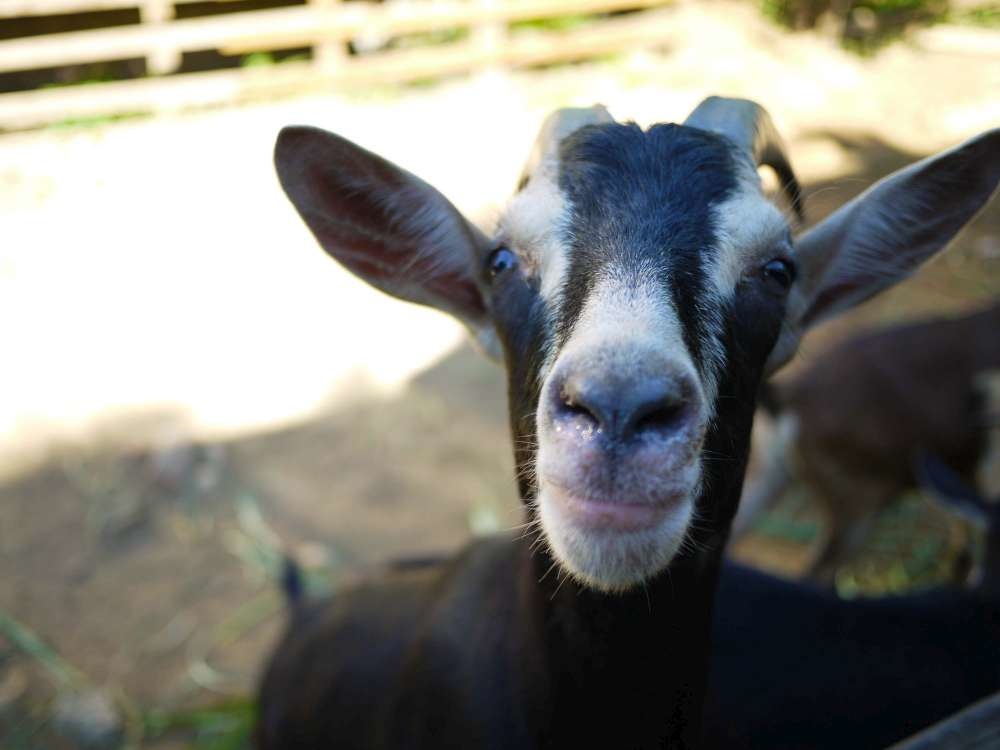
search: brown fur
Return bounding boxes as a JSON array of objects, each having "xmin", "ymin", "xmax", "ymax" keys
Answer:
[{"xmin": 753, "ymin": 301, "xmax": 1000, "ymax": 584}]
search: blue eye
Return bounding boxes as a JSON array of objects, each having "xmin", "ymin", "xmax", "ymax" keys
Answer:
[
  {"xmin": 487, "ymin": 247, "xmax": 517, "ymax": 279},
  {"xmin": 762, "ymin": 258, "xmax": 795, "ymax": 291}
]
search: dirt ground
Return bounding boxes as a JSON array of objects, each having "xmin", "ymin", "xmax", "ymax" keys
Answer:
[{"xmin": 1, "ymin": 2, "xmax": 998, "ymax": 747}]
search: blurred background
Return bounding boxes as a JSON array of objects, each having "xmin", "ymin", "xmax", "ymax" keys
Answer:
[{"xmin": 1, "ymin": 0, "xmax": 998, "ymax": 746}]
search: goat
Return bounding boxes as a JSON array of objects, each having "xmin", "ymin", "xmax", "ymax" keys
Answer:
[
  {"xmin": 705, "ymin": 451, "xmax": 1000, "ymax": 750},
  {"xmin": 733, "ymin": 302, "xmax": 1000, "ymax": 585},
  {"xmin": 254, "ymin": 98, "xmax": 1000, "ymax": 749}
]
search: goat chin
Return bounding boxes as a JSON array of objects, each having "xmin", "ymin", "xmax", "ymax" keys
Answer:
[{"xmin": 536, "ymin": 483, "xmax": 697, "ymax": 592}]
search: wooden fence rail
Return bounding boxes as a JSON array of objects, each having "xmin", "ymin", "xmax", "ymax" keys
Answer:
[
  {"xmin": 0, "ymin": 0, "xmax": 240, "ymax": 15},
  {"xmin": 0, "ymin": 0, "xmax": 676, "ymax": 130},
  {"xmin": 0, "ymin": 0, "xmax": 666, "ymax": 72}
]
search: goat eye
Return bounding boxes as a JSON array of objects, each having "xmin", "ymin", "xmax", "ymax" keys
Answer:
[
  {"xmin": 487, "ymin": 247, "xmax": 517, "ymax": 280},
  {"xmin": 761, "ymin": 258, "xmax": 795, "ymax": 292}
]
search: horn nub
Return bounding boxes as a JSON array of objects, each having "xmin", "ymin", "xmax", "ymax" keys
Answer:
[
  {"xmin": 684, "ymin": 96, "xmax": 803, "ymax": 219},
  {"xmin": 518, "ymin": 105, "xmax": 614, "ymax": 191}
]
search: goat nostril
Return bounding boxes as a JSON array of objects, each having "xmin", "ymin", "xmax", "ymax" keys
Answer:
[
  {"xmin": 631, "ymin": 398, "xmax": 687, "ymax": 438},
  {"xmin": 559, "ymin": 384, "xmax": 600, "ymax": 426},
  {"xmin": 619, "ymin": 378, "xmax": 695, "ymax": 441},
  {"xmin": 551, "ymin": 371, "xmax": 695, "ymax": 442},
  {"xmin": 554, "ymin": 375, "xmax": 608, "ymax": 437}
]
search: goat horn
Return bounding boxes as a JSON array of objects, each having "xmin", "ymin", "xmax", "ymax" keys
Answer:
[
  {"xmin": 684, "ymin": 96, "xmax": 803, "ymax": 219},
  {"xmin": 518, "ymin": 105, "xmax": 614, "ymax": 190}
]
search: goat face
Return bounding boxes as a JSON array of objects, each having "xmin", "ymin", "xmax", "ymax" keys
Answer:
[
  {"xmin": 274, "ymin": 101, "xmax": 999, "ymax": 592},
  {"xmin": 495, "ymin": 119, "xmax": 796, "ymax": 590}
]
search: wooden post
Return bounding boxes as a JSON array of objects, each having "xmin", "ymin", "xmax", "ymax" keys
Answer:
[
  {"xmin": 309, "ymin": 0, "xmax": 345, "ymax": 75},
  {"xmin": 0, "ymin": 2, "xmax": 681, "ymax": 129},
  {"xmin": 141, "ymin": 0, "xmax": 180, "ymax": 75},
  {"xmin": 472, "ymin": 0, "xmax": 507, "ymax": 77}
]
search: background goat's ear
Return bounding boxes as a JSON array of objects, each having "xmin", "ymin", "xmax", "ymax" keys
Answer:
[
  {"xmin": 768, "ymin": 128, "xmax": 1000, "ymax": 373},
  {"xmin": 274, "ymin": 125, "xmax": 493, "ymax": 338}
]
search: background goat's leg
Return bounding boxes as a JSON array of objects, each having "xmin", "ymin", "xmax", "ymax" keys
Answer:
[
  {"xmin": 802, "ymin": 464, "xmax": 896, "ymax": 586},
  {"xmin": 732, "ymin": 413, "xmax": 797, "ymax": 537}
]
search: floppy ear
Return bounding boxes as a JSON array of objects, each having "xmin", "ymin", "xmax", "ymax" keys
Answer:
[
  {"xmin": 274, "ymin": 126, "xmax": 494, "ymax": 347},
  {"xmin": 767, "ymin": 128, "xmax": 1000, "ymax": 372}
]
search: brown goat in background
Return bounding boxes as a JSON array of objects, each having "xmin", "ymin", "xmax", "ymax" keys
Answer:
[{"xmin": 733, "ymin": 301, "xmax": 1000, "ymax": 585}]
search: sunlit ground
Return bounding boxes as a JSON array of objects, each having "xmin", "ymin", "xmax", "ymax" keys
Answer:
[
  {"xmin": 2, "ymin": 3, "xmax": 996, "ymax": 474},
  {"xmin": 1, "ymin": 2, "xmax": 998, "ymax": 747}
]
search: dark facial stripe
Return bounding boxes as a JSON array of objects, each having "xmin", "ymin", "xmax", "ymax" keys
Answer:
[{"xmin": 554, "ymin": 123, "xmax": 740, "ymax": 374}]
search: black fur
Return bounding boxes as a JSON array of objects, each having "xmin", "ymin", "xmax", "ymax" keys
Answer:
[
  {"xmin": 705, "ymin": 562, "xmax": 1000, "ymax": 749},
  {"xmin": 257, "ymin": 117, "xmax": 1000, "ymax": 750},
  {"xmin": 256, "ymin": 122, "xmax": 785, "ymax": 750},
  {"xmin": 705, "ymin": 450, "xmax": 1000, "ymax": 749},
  {"xmin": 555, "ymin": 123, "xmax": 740, "ymax": 376},
  {"xmin": 281, "ymin": 556, "xmax": 305, "ymax": 608}
]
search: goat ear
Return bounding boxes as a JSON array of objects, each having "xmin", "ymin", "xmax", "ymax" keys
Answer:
[
  {"xmin": 274, "ymin": 126, "xmax": 494, "ymax": 342},
  {"xmin": 767, "ymin": 128, "xmax": 1000, "ymax": 373}
]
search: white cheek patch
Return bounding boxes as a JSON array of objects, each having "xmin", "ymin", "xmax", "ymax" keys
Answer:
[
  {"xmin": 499, "ymin": 168, "xmax": 572, "ymax": 379},
  {"xmin": 709, "ymin": 186, "xmax": 788, "ymax": 300},
  {"xmin": 710, "ymin": 187, "xmax": 790, "ymax": 300},
  {"xmin": 703, "ymin": 184, "xmax": 791, "ymax": 399},
  {"xmin": 502, "ymin": 170, "xmax": 570, "ymax": 304}
]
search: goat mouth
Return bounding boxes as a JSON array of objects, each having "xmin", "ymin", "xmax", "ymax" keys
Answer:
[
  {"xmin": 536, "ymin": 482, "xmax": 696, "ymax": 591},
  {"xmin": 546, "ymin": 485, "xmax": 685, "ymax": 533}
]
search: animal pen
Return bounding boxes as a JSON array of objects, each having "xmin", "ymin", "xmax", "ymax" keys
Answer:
[
  {"xmin": 1, "ymin": 0, "xmax": 677, "ymax": 129},
  {"xmin": 3, "ymin": 2, "xmax": 999, "ymax": 747}
]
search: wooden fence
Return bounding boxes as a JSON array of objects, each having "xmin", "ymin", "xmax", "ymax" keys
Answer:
[{"xmin": 0, "ymin": 0, "xmax": 677, "ymax": 129}]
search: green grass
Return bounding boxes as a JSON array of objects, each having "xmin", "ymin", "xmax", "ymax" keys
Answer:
[
  {"xmin": 948, "ymin": 3, "xmax": 1000, "ymax": 26},
  {"xmin": 510, "ymin": 14, "xmax": 595, "ymax": 33},
  {"xmin": 239, "ymin": 52, "xmax": 310, "ymax": 68},
  {"xmin": 761, "ymin": 0, "xmax": 953, "ymax": 53},
  {"xmin": 2, "ymin": 709, "xmax": 49, "ymax": 750},
  {"xmin": 0, "ymin": 612, "xmax": 84, "ymax": 689},
  {"xmin": 143, "ymin": 700, "xmax": 255, "ymax": 750},
  {"xmin": 47, "ymin": 112, "xmax": 149, "ymax": 130}
]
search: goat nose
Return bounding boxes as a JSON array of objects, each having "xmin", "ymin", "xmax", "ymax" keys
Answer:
[{"xmin": 557, "ymin": 373, "xmax": 693, "ymax": 442}]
